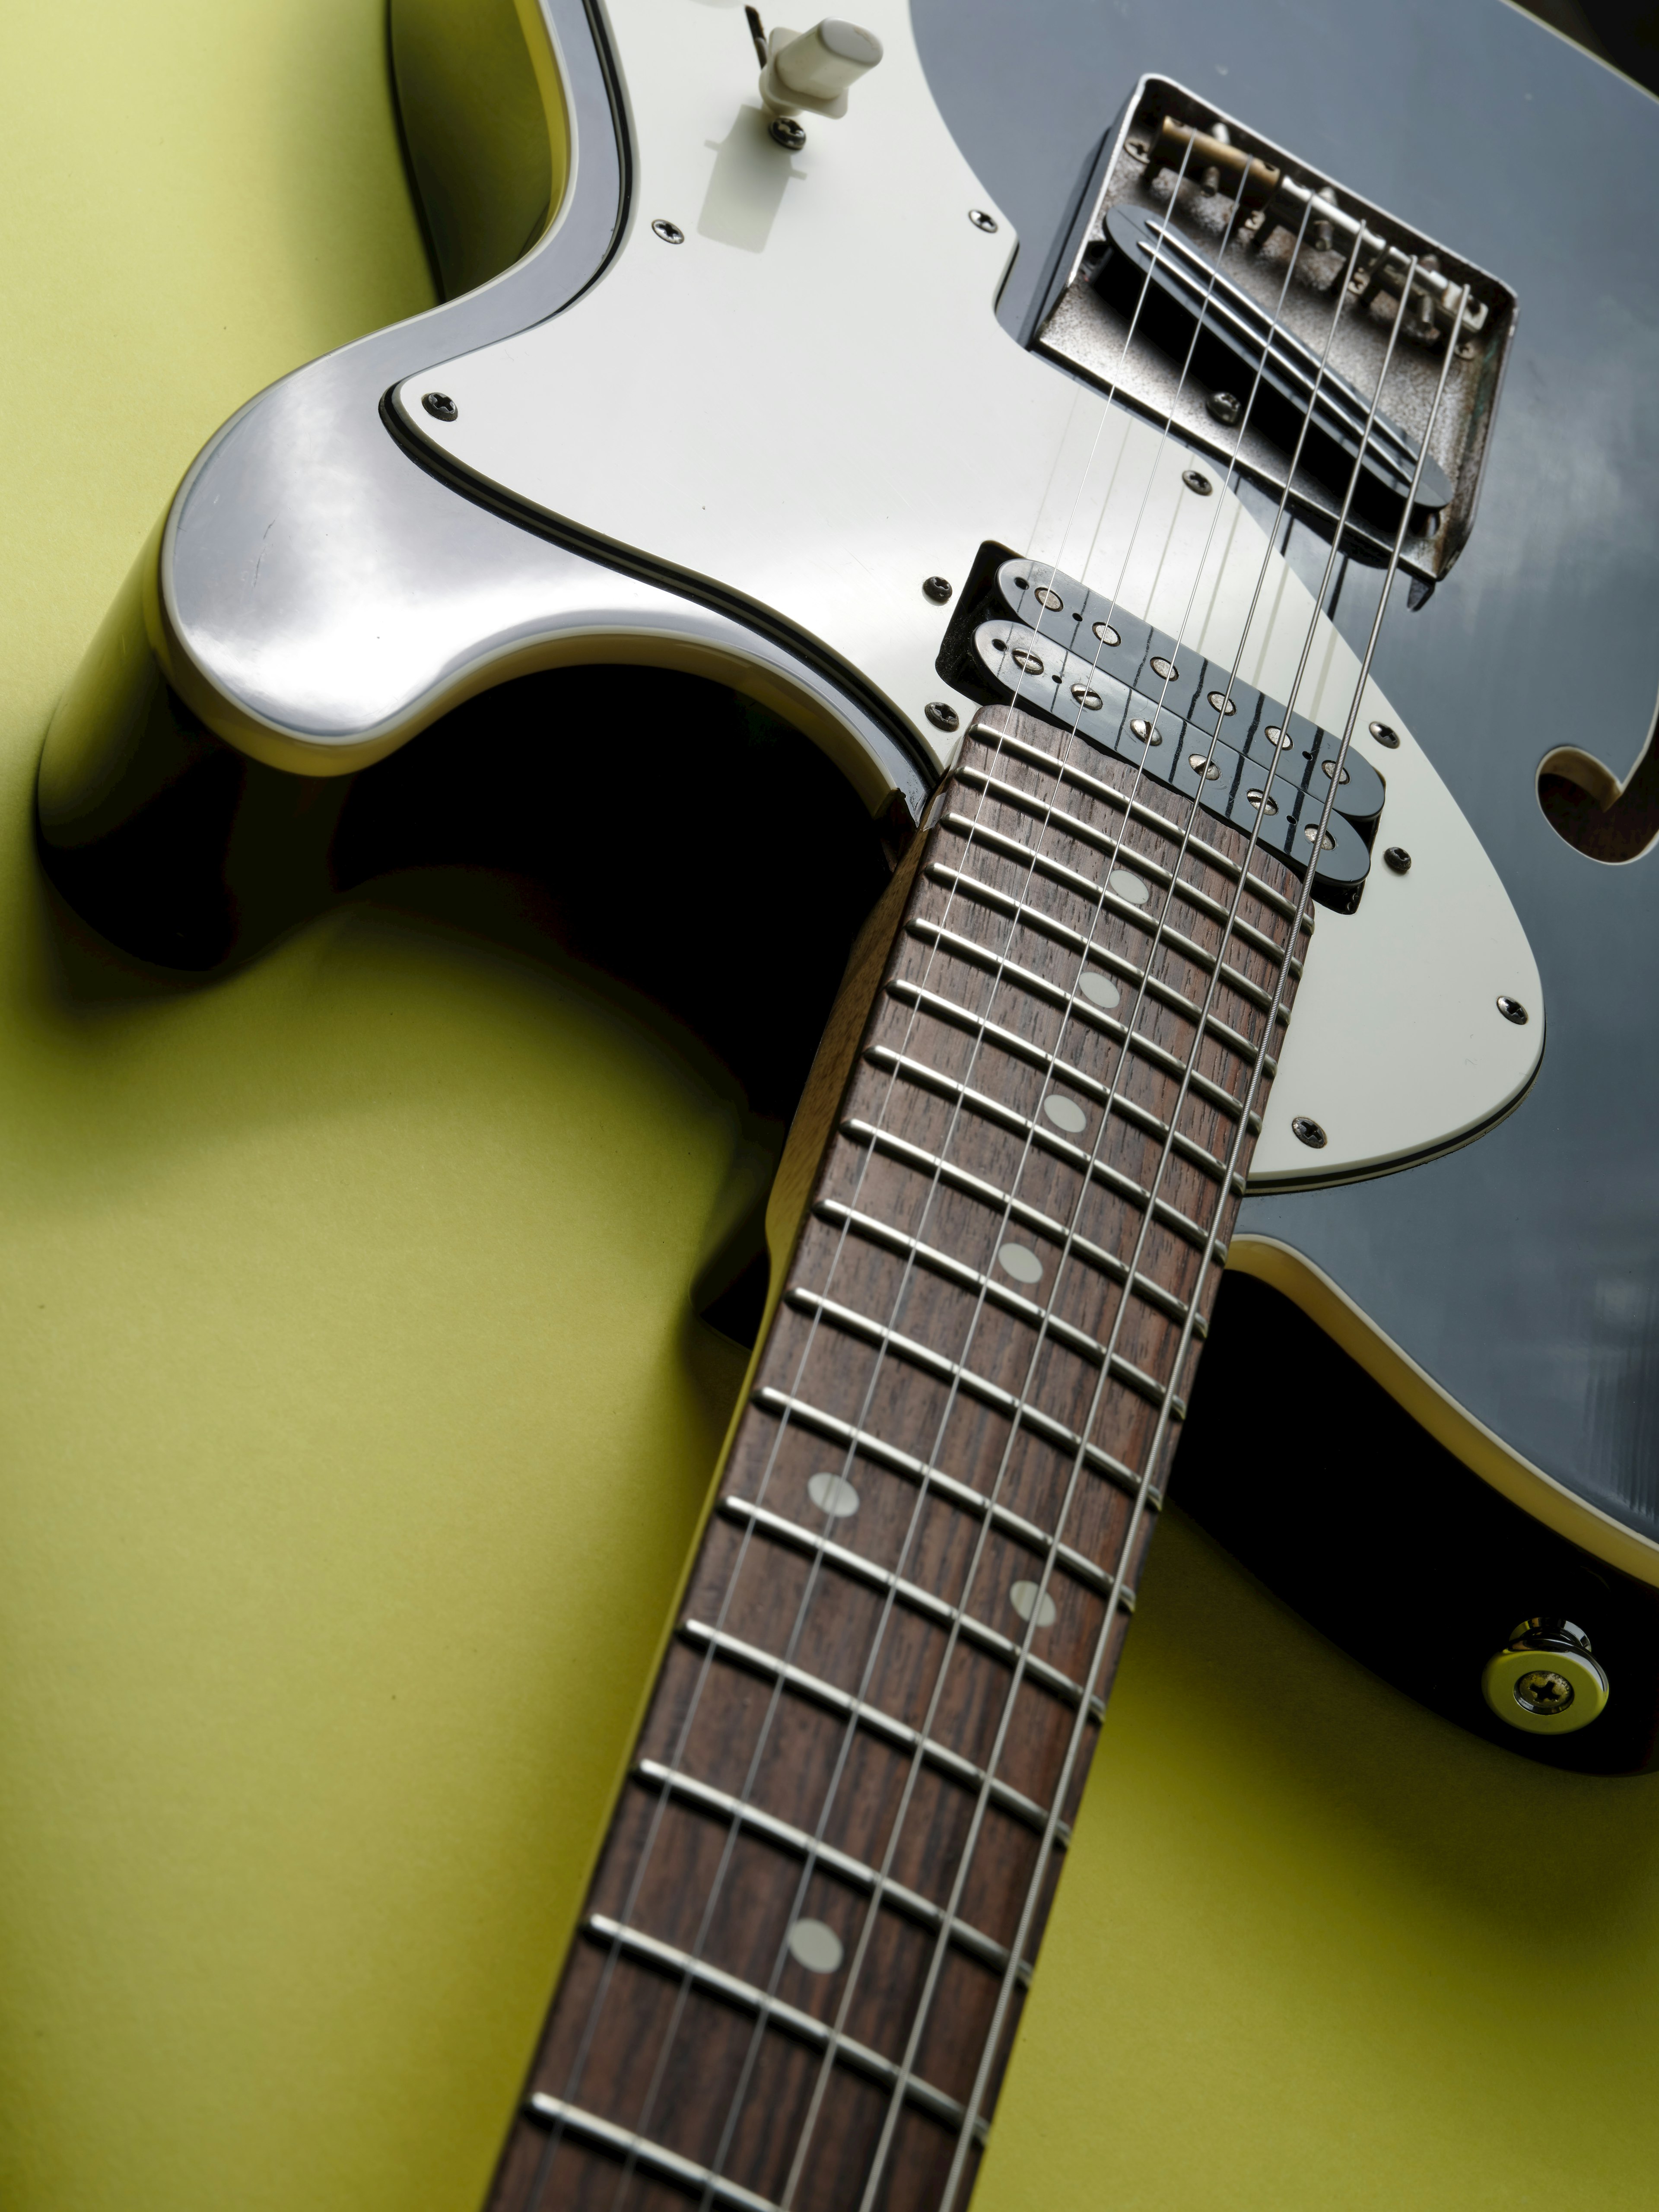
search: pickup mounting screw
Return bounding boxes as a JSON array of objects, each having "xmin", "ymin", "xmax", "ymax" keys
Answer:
[
  {"xmin": 769, "ymin": 117, "xmax": 806, "ymax": 150},
  {"xmin": 1383, "ymin": 846, "xmax": 1412, "ymax": 874},
  {"xmin": 1182, "ymin": 469, "xmax": 1214, "ymax": 495},
  {"xmin": 925, "ymin": 702, "xmax": 960, "ymax": 732},
  {"xmin": 652, "ymin": 219, "xmax": 685, "ymax": 244},
  {"xmin": 1292, "ymin": 1116, "xmax": 1328, "ymax": 1149},
  {"xmin": 1497, "ymin": 995, "xmax": 1529, "ymax": 1025},
  {"xmin": 969, "ymin": 208, "xmax": 998, "ymax": 232},
  {"xmin": 1368, "ymin": 720, "xmax": 1400, "ymax": 748},
  {"xmin": 1207, "ymin": 391, "xmax": 1241, "ymax": 426},
  {"xmin": 421, "ymin": 392, "xmax": 458, "ymax": 421}
]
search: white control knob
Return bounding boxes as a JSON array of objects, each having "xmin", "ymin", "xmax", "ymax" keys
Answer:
[{"xmin": 759, "ymin": 19, "xmax": 884, "ymax": 119}]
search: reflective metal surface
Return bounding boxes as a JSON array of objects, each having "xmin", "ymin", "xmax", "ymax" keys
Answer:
[
  {"xmin": 156, "ymin": 0, "xmax": 929, "ymax": 818},
  {"xmin": 916, "ymin": 0, "xmax": 1659, "ymax": 1546}
]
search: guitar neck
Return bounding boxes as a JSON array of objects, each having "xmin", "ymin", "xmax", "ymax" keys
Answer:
[{"xmin": 487, "ymin": 703, "xmax": 1310, "ymax": 2212}]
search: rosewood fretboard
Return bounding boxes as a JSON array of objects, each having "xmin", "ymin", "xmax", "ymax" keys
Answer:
[{"xmin": 487, "ymin": 702, "xmax": 1311, "ymax": 2212}]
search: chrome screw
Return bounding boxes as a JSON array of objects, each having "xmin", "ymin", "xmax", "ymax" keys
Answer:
[
  {"xmin": 925, "ymin": 702, "xmax": 960, "ymax": 732},
  {"xmin": 1368, "ymin": 720, "xmax": 1401, "ymax": 748},
  {"xmin": 1182, "ymin": 469, "xmax": 1214, "ymax": 495},
  {"xmin": 1207, "ymin": 391, "xmax": 1241, "ymax": 426},
  {"xmin": 1292, "ymin": 1116, "xmax": 1328, "ymax": 1149},
  {"xmin": 652, "ymin": 219, "xmax": 685, "ymax": 244},
  {"xmin": 421, "ymin": 392, "xmax": 458, "ymax": 421},
  {"xmin": 969, "ymin": 209, "xmax": 998, "ymax": 232},
  {"xmin": 1497, "ymin": 996, "xmax": 1529, "ymax": 1025},
  {"xmin": 922, "ymin": 576, "xmax": 953, "ymax": 603}
]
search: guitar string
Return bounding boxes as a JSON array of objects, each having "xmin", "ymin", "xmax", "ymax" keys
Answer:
[
  {"xmin": 531, "ymin": 120, "xmax": 1437, "ymax": 2212},
  {"xmin": 586, "ymin": 157, "xmax": 1374, "ymax": 2212},
  {"xmin": 775, "ymin": 202, "xmax": 1416, "ymax": 2212},
  {"xmin": 682, "ymin": 163, "xmax": 1353, "ymax": 2212},
  {"xmin": 523, "ymin": 123, "xmax": 1220, "ymax": 2211},
  {"xmin": 931, "ymin": 278, "xmax": 1469, "ymax": 2212},
  {"xmin": 579, "ymin": 147, "xmax": 1362, "ymax": 2203}
]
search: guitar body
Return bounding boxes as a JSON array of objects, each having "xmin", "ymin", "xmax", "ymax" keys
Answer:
[{"xmin": 13, "ymin": 0, "xmax": 1659, "ymax": 2207}]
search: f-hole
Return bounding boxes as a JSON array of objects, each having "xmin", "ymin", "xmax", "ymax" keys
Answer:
[{"xmin": 1538, "ymin": 687, "xmax": 1659, "ymax": 863}]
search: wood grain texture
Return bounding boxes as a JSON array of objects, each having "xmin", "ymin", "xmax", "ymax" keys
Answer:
[{"xmin": 486, "ymin": 705, "xmax": 1311, "ymax": 2212}]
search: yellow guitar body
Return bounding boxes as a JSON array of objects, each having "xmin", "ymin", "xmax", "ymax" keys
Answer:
[{"xmin": 3, "ymin": 5, "xmax": 1656, "ymax": 2208}]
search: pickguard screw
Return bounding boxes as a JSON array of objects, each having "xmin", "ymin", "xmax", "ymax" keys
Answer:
[
  {"xmin": 1368, "ymin": 720, "xmax": 1400, "ymax": 748},
  {"xmin": 925, "ymin": 702, "xmax": 960, "ymax": 732},
  {"xmin": 1497, "ymin": 995, "xmax": 1529, "ymax": 1025},
  {"xmin": 652, "ymin": 219, "xmax": 685, "ymax": 244},
  {"xmin": 969, "ymin": 208, "xmax": 998, "ymax": 232},
  {"xmin": 1207, "ymin": 391, "xmax": 1241, "ymax": 426},
  {"xmin": 1182, "ymin": 469, "xmax": 1214, "ymax": 495},
  {"xmin": 922, "ymin": 576, "xmax": 953, "ymax": 603},
  {"xmin": 1292, "ymin": 1116, "xmax": 1328, "ymax": 1149},
  {"xmin": 769, "ymin": 117, "xmax": 806, "ymax": 150},
  {"xmin": 421, "ymin": 392, "xmax": 458, "ymax": 421},
  {"xmin": 1383, "ymin": 846, "xmax": 1412, "ymax": 874}
]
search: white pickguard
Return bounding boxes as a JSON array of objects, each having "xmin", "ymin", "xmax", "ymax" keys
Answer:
[{"xmin": 386, "ymin": 0, "xmax": 1540, "ymax": 1185}]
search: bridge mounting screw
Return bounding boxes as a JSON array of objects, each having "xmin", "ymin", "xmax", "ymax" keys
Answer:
[
  {"xmin": 1383, "ymin": 846, "xmax": 1411, "ymax": 874},
  {"xmin": 925, "ymin": 702, "xmax": 960, "ymax": 732},
  {"xmin": 1182, "ymin": 469, "xmax": 1213, "ymax": 495},
  {"xmin": 652, "ymin": 219, "xmax": 685, "ymax": 244},
  {"xmin": 769, "ymin": 117, "xmax": 806, "ymax": 150},
  {"xmin": 922, "ymin": 576, "xmax": 953, "ymax": 603},
  {"xmin": 1207, "ymin": 391, "xmax": 1241, "ymax": 426},
  {"xmin": 969, "ymin": 208, "xmax": 998, "ymax": 232},
  {"xmin": 1497, "ymin": 996, "xmax": 1529, "ymax": 1025},
  {"xmin": 421, "ymin": 392, "xmax": 458, "ymax": 421},
  {"xmin": 1291, "ymin": 1116, "xmax": 1328, "ymax": 1149}
]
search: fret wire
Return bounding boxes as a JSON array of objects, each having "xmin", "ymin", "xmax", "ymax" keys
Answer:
[
  {"xmin": 752, "ymin": 1381, "xmax": 1145, "ymax": 1578},
  {"xmin": 524, "ymin": 172, "xmax": 1302, "ymax": 2212},
  {"xmin": 924, "ymin": 862, "xmax": 1284, "ymax": 1058},
  {"xmin": 783, "ymin": 1287, "xmax": 1145, "ymax": 1496},
  {"xmin": 580, "ymin": 1916, "xmax": 981, "ymax": 2136},
  {"xmin": 976, "ymin": 721, "xmax": 1309, "ymax": 928},
  {"xmin": 837, "ymin": 1116, "xmax": 1202, "ymax": 1329},
  {"xmin": 943, "ymin": 812, "xmax": 1285, "ymax": 1014},
  {"xmin": 953, "ymin": 760, "xmax": 1290, "ymax": 966},
  {"xmin": 944, "ymin": 812, "xmax": 1224, "ymax": 986},
  {"xmin": 524, "ymin": 2096, "xmax": 782, "ymax": 2212},
  {"xmin": 813, "ymin": 1198, "xmax": 1188, "ymax": 1416},
  {"xmin": 883, "ymin": 976, "xmax": 1239, "ymax": 1187},
  {"xmin": 896, "ymin": 922, "xmax": 1261, "ymax": 1126},
  {"xmin": 631, "ymin": 1760, "xmax": 1020, "ymax": 1976},
  {"xmin": 717, "ymin": 1495, "xmax": 1106, "ymax": 1715},
  {"xmin": 676, "ymin": 1621, "xmax": 1068, "ymax": 1846},
  {"xmin": 864, "ymin": 1045, "xmax": 1226, "ymax": 1256}
]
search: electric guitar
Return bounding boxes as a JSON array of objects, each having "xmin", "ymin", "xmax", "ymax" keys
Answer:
[{"xmin": 34, "ymin": 1, "xmax": 1659, "ymax": 2207}]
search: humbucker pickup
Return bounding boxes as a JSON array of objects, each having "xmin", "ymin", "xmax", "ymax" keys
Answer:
[{"xmin": 938, "ymin": 550, "xmax": 1382, "ymax": 908}]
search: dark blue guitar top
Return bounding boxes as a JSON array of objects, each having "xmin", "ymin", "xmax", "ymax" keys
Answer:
[{"xmin": 917, "ymin": 0, "xmax": 1659, "ymax": 1541}]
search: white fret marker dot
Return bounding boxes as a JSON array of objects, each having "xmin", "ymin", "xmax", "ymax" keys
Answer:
[
  {"xmin": 1078, "ymin": 971, "xmax": 1121, "ymax": 1010},
  {"xmin": 1010, "ymin": 1580, "xmax": 1059, "ymax": 1628},
  {"xmin": 787, "ymin": 1919, "xmax": 844, "ymax": 1974},
  {"xmin": 1109, "ymin": 868, "xmax": 1151, "ymax": 905},
  {"xmin": 997, "ymin": 1241, "xmax": 1043, "ymax": 1284},
  {"xmin": 807, "ymin": 1471, "xmax": 860, "ymax": 1519},
  {"xmin": 1042, "ymin": 1095, "xmax": 1087, "ymax": 1135}
]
